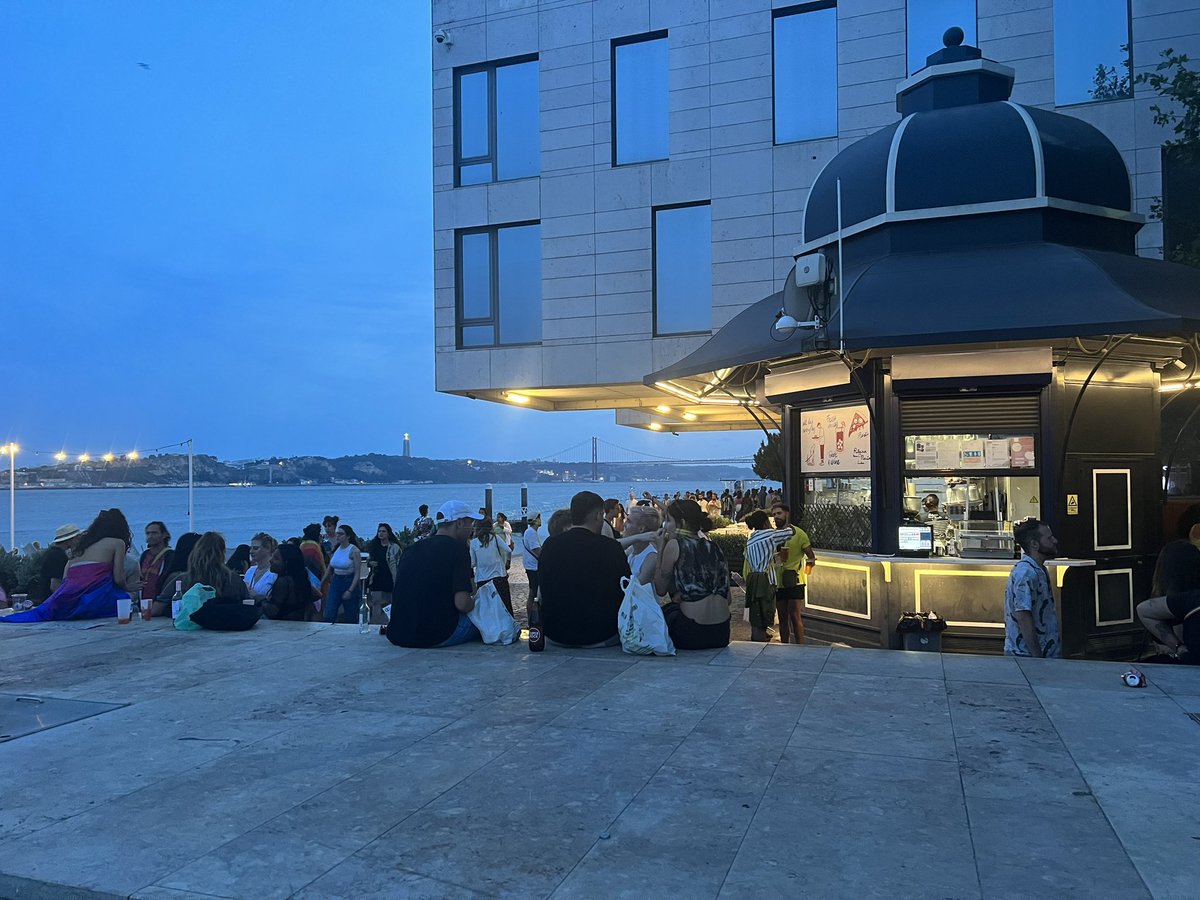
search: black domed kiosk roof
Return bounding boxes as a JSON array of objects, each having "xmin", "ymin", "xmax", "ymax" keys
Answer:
[
  {"xmin": 801, "ymin": 29, "xmax": 1135, "ymax": 250},
  {"xmin": 645, "ymin": 30, "xmax": 1200, "ymax": 389}
]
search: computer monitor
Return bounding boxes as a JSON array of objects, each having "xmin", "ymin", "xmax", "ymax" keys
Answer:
[{"xmin": 898, "ymin": 524, "xmax": 933, "ymax": 556}]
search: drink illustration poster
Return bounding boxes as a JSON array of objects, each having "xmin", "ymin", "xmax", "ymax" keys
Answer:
[{"xmin": 800, "ymin": 405, "xmax": 871, "ymax": 473}]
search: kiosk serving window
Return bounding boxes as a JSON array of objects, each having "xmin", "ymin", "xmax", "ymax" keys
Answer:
[
  {"xmin": 800, "ymin": 404, "xmax": 872, "ymax": 550},
  {"xmin": 902, "ymin": 431, "xmax": 1040, "ymax": 557}
]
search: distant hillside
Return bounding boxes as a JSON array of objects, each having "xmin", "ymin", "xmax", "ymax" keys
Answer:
[{"xmin": 16, "ymin": 452, "xmax": 755, "ymax": 487}]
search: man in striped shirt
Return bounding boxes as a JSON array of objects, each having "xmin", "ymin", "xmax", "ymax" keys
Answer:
[{"xmin": 742, "ymin": 510, "xmax": 791, "ymax": 642}]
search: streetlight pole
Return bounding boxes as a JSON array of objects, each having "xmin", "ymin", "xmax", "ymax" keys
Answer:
[
  {"xmin": 3, "ymin": 443, "xmax": 16, "ymax": 550},
  {"xmin": 187, "ymin": 438, "xmax": 194, "ymax": 534}
]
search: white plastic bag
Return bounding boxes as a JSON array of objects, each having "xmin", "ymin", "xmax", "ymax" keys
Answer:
[
  {"xmin": 468, "ymin": 581, "xmax": 520, "ymax": 645},
  {"xmin": 618, "ymin": 576, "xmax": 675, "ymax": 656}
]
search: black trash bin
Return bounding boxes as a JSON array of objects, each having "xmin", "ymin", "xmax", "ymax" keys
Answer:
[{"xmin": 896, "ymin": 611, "xmax": 946, "ymax": 652}]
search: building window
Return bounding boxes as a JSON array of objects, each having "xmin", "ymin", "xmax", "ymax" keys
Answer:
[
  {"xmin": 654, "ymin": 203, "xmax": 711, "ymax": 336},
  {"xmin": 455, "ymin": 56, "xmax": 539, "ymax": 186},
  {"xmin": 612, "ymin": 33, "xmax": 669, "ymax": 165},
  {"xmin": 1163, "ymin": 147, "xmax": 1200, "ymax": 267},
  {"xmin": 907, "ymin": 1, "xmax": 976, "ymax": 75},
  {"xmin": 773, "ymin": 3, "xmax": 838, "ymax": 144},
  {"xmin": 456, "ymin": 222, "xmax": 542, "ymax": 347},
  {"xmin": 1053, "ymin": 0, "xmax": 1132, "ymax": 105}
]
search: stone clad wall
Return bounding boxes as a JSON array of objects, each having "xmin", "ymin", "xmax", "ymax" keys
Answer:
[{"xmin": 432, "ymin": 0, "xmax": 1200, "ymax": 397}]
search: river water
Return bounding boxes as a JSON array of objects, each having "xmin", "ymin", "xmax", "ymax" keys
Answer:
[{"xmin": 0, "ymin": 480, "xmax": 758, "ymax": 551}]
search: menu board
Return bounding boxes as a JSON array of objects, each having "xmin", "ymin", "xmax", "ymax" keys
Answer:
[
  {"xmin": 911, "ymin": 435, "xmax": 1037, "ymax": 470},
  {"xmin": 801, "ymin": 404, "xmax": 871, "ymax": 473}
]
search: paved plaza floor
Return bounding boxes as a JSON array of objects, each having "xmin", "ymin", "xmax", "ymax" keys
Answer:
[{"xmin": 1, "ymin": 619, "xmax": 1198, "ymax": 900}]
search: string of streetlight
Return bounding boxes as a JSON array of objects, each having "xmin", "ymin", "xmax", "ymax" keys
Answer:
[
  {"xmin": 19, "ymin": 438, "xmax": 194, "ymax": 464},
  {"xmin": 1, "ymin": 438, "xmax": 196, "ymax": 547}
]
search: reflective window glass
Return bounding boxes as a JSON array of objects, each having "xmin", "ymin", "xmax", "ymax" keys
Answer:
[
  {"xmin": 455, "ymin": 58, "xmax": 539, "ymax": 185},
  {"xmin": 1053, "ymin": 0, "xmax": 1131, "ymax": 105},
  {"xmin": 457, "ymin": 224, "xmax": 542, "ymax": 348},
  {"xmin": 460, "ymin": 232, "xmax": 492, "ymax": 320},
  {"xmin": 497, "ymin": 224, "xmax": 542, "ymax": 344},
  {"xmin": 774, "ymin": 5, "xmax": 838, "ymax": 143},
  {"xmin": 459, "ymin": 70, "xmax": 490, "ymax": 159},
  {"xmin": 614, "ymin": 35, "xmax": 669, "ymax": 165},
  {"xmin": 460, "ymin": 325, "xmax": 495, "ymax": 347},
  {"xmin": 654, "ymin": 204, "xmax": 711, "ymax": 335},
  {"xmin": 1163, "ymin": 147, "xmax": 1200, "ymax": 267},
  {"xmin": 496, "ymin": 61, "xmax": 540, "ymax": 180},
  {"xmin": 459, "ymin": 163, "xmax": 493, "ymax": 186},
  {"xmin": 907, "ymin": 0, "xmax": 977, "ymax": 75}
]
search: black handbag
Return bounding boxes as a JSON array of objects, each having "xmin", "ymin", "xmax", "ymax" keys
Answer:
[{"xmin": 190, "ymin": 598, "xmax": 262, "ymax": 631}]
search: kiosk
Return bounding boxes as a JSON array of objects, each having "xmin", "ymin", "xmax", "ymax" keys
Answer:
[{"xmin": 646, "ymin": 33, "xmax": 1200, "ymax": 657}]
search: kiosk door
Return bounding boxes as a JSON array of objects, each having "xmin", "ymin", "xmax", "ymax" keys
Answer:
[{"xmin": 1061, "ymin": 457, "xmax": 1158, "ymax": 656}]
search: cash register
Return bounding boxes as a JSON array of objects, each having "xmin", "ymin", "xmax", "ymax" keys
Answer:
[{"xmin": 897, "ymin": 524, "xmax": 933, "ymax": 558}]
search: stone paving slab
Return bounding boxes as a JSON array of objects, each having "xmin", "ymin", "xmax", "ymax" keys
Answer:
[{"xmin": 1, "ymin": 619, "xmax": 1198, "ymax": 899}]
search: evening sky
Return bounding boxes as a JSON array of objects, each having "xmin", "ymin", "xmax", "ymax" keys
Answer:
[{"xmin": 0, "ymin": 1, "xmax": 763, "ymax": 465}]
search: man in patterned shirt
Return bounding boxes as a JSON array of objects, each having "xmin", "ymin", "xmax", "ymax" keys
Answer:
[{"xmin": 1004, "ymin": 518, "xmax": 1061, "ymax": 658}]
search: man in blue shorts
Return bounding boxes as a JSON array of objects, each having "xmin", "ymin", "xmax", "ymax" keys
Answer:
[{"xmin": 386, "ymin": 500, "xmax": 481, "ymax": 648}]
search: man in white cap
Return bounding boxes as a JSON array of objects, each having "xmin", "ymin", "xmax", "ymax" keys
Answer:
[
  {"xmin": 32, "ymin": 524, "xmax": 82, "ymax": 602},
  {"xmin": 385, "ymin": 500, "xmax": 482, "ymax": 648}
]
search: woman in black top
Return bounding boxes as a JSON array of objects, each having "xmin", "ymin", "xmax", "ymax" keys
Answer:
[
  {"xmin": 264, "ymin": 544, "xmax": 318, "ymax": 621},
  {"xmin": 365, "ymin": 523, "xmax": 401, "ymax": 625}
]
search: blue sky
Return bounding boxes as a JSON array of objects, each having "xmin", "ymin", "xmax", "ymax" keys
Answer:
[{"xmin": 0, "ymin": 1, "xmax": 763, "ymax": 465}]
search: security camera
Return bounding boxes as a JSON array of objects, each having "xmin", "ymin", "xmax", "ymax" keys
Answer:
[{"xmin": 433, "ymin": 28, "xmax": 451, "ymax": 45}]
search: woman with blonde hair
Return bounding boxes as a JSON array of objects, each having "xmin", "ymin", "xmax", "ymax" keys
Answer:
[
  {"xmin": 618, "ymin": 504, "xmax": 663, "ymax": 588},
  {"xmin": 186, "ymin": 532, "xmax": 249, "ymax": 600},
  {"xmin": 244, "ymin": 532, "xmax": 279, "ymax": 600}
]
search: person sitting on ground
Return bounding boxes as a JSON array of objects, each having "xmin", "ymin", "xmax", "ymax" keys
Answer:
[
  {"xmin": 31, "ymin": 523, "xmax": 82, "ymax": 603},
  {"xmin": 655, "ymin": 498, "xmax": 732, "ymax": 650},
  {"xmin": 471, "ymin": 517, "xmax": 513, "ymax": 618},
  {"xmin": 2, "ymin": 509, "xmax": 132, "ymax": 622},
  {"xmin": 185, "ymin": 532, "xmax": 250, "ymax": 601},
  {"xmin": 617, "ymin": 503, "xmax": 662, "ymax": 588},
  {"xmin": 153, "ymin": 532, "xmax": 200, "ymax": 613},
  {"xmin": 1137, "ymin": 539, "xmax": 1200, "ymax": 662},
  {"xmin": 538, "ymin": 491, "xmax": 630, "ymax": 648},
  {"xmin": 243, "ymin": 533, "xmax": 278, "ymax": 600},
  {"xmin": 264, "ymin": 543, "xmax": 318, "ymax": 621},
  {"xmin": 320, "ymin": 524, "xmax": 362, "ymax": 624},
  {"xmin": 226, "ymin": 543, "xmax": 252, "ymax": 577},
  {"xmin": 742, "ymin": 509, "xmax": 789, "ymax": 642},
  {"xmin": 139, "ymin": 521, "xmax": 174, "ymax": 603},
  {"xmin": 385, "ymin": 500, "xmax": 480, "ymax": 648}
]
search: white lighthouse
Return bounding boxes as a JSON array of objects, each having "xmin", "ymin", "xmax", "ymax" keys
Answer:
[{"xmin": 402, "ymin": 433, "xmax": 411, "ymax": 458}]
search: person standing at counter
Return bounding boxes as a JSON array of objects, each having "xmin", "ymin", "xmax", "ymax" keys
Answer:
[
  {"xmin": 1004, "ymin": 518, "xmax": 1061, "ymax": 658},
  {"xmin": 771, "ymin": 503, "xmax": 816, "ymax": 644}
]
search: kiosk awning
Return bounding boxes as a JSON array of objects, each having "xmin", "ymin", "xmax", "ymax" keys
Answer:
[{"xmin": 645, "ymin": 243, "xmax": 1200, "ymax": 385}]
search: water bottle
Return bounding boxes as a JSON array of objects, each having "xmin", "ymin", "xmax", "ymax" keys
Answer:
[{"xmin": 359, "ymin": 594, "xmax": 370, "ymax": 634}]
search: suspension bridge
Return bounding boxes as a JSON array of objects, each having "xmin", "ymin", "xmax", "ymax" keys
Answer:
[{"xmin": 533, "ymin": 437, "xmax": 750, "ymax": 481}]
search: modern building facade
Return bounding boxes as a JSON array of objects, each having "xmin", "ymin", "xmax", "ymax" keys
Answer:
[{"xmin": 431, "ymin": 0, "xmax": 1200, "ymax": 432}]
